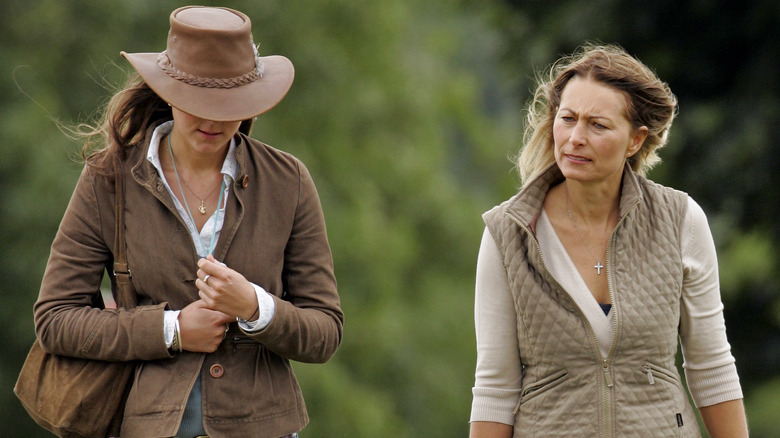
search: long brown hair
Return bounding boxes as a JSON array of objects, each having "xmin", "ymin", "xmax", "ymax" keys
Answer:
[
  {"xmin": 517, "ymin": 43, "xmax": 678, "ymax": 183},
  {"xmin": 79, "ymin": 74, "xmax": 172, "ymax": 175}
]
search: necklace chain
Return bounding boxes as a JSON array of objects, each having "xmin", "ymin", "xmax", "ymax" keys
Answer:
[
  {"xmin": 564, "ymin": 183, "xmax": 607, "ymax": 275},
  {"xmin": 167, "ymin": 132, "xmax": 225, "ymax": 256},
  {"xmin": 181, "ymin": 174, "xmax": 221, "ymax": 214},
  {"xmin": 166, "ymin": 135, "xmax": 221, "ymax": 215}
]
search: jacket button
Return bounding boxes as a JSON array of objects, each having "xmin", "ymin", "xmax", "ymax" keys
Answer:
[
  {"xmin": 241, "ymin": 175, "xmax": 249, "ymax": 188},
  {"xmin": 209, "ymin": 364, "xmax": 224, "ymax": 378}
]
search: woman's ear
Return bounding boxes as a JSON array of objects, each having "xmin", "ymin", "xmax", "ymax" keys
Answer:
[{"xmin": 629, "ymin": 125, "xmax": 649, "ymax": 156}]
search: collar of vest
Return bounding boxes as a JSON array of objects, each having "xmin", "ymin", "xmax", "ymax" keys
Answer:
[{"xmin": 501, "ymin": 163, "xmax": 643, "ymax": 233}]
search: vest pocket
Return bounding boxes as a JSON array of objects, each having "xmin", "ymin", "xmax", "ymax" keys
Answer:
[
  {"xmin": 519, "ymin": 369, "xmax": 568, "ymax": 404},
  {"xmin": 639, "ymin": 361, "xmax": 695, "ymax": 436},
  {"xmin": 642, "ymin": 362, "xmax": 679, "ymax": 387}
]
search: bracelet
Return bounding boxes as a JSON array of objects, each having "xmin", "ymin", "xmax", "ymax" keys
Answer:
[
  {"xmin": 172, "ymin": 317, "xmax": 183, "ymax": 352},
  {"xmin": 237, "ymin": 304, "xmax": 260, "ymax": 323}
]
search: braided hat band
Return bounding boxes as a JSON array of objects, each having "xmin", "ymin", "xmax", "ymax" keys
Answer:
[
  {"xmin": 122, "ymin": 6, "xmax": 294, "ymax": 121},
  {"xmin": 156, "ymin": 47, "xmax": 265, "ymax": 89}
]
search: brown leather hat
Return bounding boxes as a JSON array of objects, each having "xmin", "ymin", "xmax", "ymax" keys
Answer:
[{"xmin": 121, "ymin": 6, "xmax": 294, "ymax": 122}]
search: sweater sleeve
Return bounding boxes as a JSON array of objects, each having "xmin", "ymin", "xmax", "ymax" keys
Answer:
[
  {"xmin": 470, "ymin": 227, "xmax": 522, "ymax": 425},
  {"xmin": 679, "ymin": 196, "xmax": 743, "ymax": 407}
]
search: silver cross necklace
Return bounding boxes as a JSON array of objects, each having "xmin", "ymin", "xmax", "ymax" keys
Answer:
[{"xmin": 564, "ymin": 182, "xmax": 610, "ymax": 275}]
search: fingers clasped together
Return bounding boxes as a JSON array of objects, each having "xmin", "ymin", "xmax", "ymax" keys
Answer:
[
  {"xmin": 175, "ymin": 255, "xmax": 260, "ymax": 353},
  {"xmin": 177, "ymin": 300, "xmax": 234, "ymax": 353},
  {"xmin": 196, "ymin": 254, "xmax": 258, "ymax": 321}
]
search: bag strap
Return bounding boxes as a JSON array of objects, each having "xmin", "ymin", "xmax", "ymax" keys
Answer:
[{"xmin": 112, "ymin": 155, "xmax": 137, "ymax": 309}]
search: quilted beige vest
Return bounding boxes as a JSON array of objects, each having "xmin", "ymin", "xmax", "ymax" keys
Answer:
[{"xmin": 484, "ymin": 164, "xmax": 700, "ymax": 438}]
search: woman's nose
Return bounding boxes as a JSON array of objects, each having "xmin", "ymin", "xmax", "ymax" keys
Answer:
[{"xmin": 570, "ymin": 121, "xmax": 587, "ymax": 146}]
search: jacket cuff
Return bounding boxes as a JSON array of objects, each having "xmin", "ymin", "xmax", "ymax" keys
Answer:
[{"xmin": 129, "ymin": 303, "xmax": 171, "ymax": 359}]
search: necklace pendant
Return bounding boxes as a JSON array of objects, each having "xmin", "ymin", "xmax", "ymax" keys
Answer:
[
  {"xmin": 198, "ymin": 200, "xmax": 207, "ymax": 215},
  {"xmin": 595, "ymin": 262, "xmax": 604, "ymax": 275}
]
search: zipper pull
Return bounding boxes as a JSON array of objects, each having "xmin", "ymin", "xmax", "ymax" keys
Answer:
[
  {"xmin": 603, "ymin": 362, "xmax": 614, "ymax": 388},
  {"xmin": 645, "ymin": 366, "xmax": 655, "ymax": 385},
  {"xmin": 512, "ymin": 397, "xmax": 522, "ymax": 416}
]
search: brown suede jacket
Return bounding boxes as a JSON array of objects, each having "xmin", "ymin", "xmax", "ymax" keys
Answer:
[{"xmin": 33, "ymin": 126, "xmax": 343, "ymax": 437}]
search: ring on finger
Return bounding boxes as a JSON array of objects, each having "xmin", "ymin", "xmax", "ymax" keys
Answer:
[{"xmin": 203, "ymin": 274, "xmax": 211, "ymax": 285}]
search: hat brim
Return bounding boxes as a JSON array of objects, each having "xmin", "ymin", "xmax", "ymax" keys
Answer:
[{"xmin": 121, "ymin": 51, "xmax": 294, "ymax": 122}]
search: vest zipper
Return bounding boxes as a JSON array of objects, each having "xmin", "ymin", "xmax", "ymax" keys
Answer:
[
  {"xmin": 603, "ymin": 237, "xmax": 616, "ymax": 438},
  {"xmin": 600, "ymin": 207, "xmax": 631, "ymax": 438},
  {"xmin": 600, "ymin": 196, "xmax": 640, "ymax": 437},
  {"xmin": 505, "ymin": 196, "xmax": 637, "ymax": 438},
  {"xmin": 601, "ymin": 360, "xmax": 614, "ymax": 438},
  {"xmin": 602, "ymin": 361, "xmax": 614, "ymax": 387},
  {"xmin": 508, "ymin": 213, "xmax": 611, "ymax": 435}
]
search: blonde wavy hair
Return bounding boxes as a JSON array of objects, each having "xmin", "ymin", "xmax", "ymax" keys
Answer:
[{"xmin": 517, "ymin": 43, "xmax": 678, "ymax": 184}]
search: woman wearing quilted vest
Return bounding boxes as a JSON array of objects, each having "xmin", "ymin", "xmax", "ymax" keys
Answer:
[
  {"xmin": 469, "ymin": 44, "xmax": 747, "ymax": 437},
  {"xmin": 33, "ymin": 6, "xmax": 343, "ymax": 437}
]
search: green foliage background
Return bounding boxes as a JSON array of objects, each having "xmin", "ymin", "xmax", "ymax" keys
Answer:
[{"xmin": 2, "ymin": 0, "xmax": 778, "ymax": 436}]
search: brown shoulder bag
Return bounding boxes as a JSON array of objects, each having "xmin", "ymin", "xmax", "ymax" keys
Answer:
[{"xmin": 15, "ymin": 157, "xmax": 137, "ymax": 438}]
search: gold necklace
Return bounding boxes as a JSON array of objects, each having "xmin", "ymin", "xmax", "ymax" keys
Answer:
[
  {"xmin": 167, "ymin": 132, "xmax": 225, "ymax": 255},
  {"xmin": 167, "ymin": 136, "xmax": 221, "ymax": 215},
  {"xmin": 564, "ymin": 182, "xmax": 610, "ymax": 275},
  {"xmin": 180, "ymin": 176, "xmax": 221, "ymax": 214}
]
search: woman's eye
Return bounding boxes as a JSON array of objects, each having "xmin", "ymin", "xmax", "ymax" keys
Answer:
[
  {"xmin": 593, "ymin": 122, "xmax": 607, "ymax": 129},
  {"xmin": 561, "ymin": 116, "xmax": 575, "ymax": 122}
]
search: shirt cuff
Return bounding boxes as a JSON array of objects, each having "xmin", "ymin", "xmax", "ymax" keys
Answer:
[
  {"xmin": 238, "ymin": 283, "xmax": 275, "ymax": 332},
  {"xmin": 470, "ymin": 386, "xmax": 520, "ymax": 425},
  {"xmin": 163, "ymin": 310, "xmax": 181, "ymax": 348},
  {"xmin": 684, "ymin": 362, "xmax": 744, "ymax": 408}
]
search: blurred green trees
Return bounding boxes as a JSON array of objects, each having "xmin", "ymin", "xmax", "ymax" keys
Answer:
[{"xmin": 1, "ymin": 0, "xmax": 778, "ymax": 436}]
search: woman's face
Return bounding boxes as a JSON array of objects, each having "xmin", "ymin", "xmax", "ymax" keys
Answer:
[
  {"xmin": 552, "ymin": 76, "xmax": 647, "ymax": 187},
  {"xmin": 170, "ymin": 107, "xmax": 242, "ymax": 156}
]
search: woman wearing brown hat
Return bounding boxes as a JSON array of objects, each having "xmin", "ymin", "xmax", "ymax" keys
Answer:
[{"xmin": 32, "ymin": 6, "xmax": 343, "ymax": 438}]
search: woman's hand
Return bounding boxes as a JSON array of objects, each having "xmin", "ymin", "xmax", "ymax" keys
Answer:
[
  {"xmin": 196, "ymin": 255, "xmax": 259, "ymax": 321},
  {"xmin": 178, "ymin": 299, "xmax": 234, "ymax": 353}
]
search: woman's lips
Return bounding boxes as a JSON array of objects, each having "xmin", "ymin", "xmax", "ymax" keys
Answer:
[
  {"xmin": 198, "ymin": 129, "xmax": 221, "ymax": 138},
  {"xmin": 565, "ymin": 153, "xmax": 591, "ymax": 163}
]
